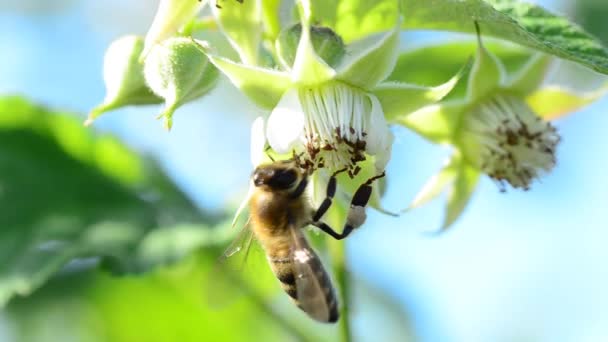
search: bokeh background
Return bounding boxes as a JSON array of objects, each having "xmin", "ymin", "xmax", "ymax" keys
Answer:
[{"xmin": 1, "ymin": 0, "xmax": 607, "ymax": 341}]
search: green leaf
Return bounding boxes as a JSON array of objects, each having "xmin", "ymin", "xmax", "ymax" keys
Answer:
[
  {"xmin": 401, "ymin": 0, "xmax": 608, "ymax": 74},
  {"xmin": 212, "ymin": 0, "xmax": 262, "ymax": 65},
  {"xmin": 0, "ymin": 97, "xmax": 209, "ymax": 305}
]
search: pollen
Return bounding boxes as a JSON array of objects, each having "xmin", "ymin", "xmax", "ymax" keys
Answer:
[
  {"xmin": 294, "ymin": 82, "xmax": 371, "ymax": 176},
  {"xmin": 463, "ymin": 94, "xmax": 561, "ymax": 190}
]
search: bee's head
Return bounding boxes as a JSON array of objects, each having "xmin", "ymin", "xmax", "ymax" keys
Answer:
[{"xmin": 252, "ymin": 162, "xmax": 300, "ymax": 191}]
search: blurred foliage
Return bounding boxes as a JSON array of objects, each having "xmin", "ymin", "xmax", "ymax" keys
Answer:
[
  {"xmin": 6, "ymin": 252, "xmax": 302, "ymax": 342},
  {"xmin": 0, "ymin": 96, "xmax": 217, "ymax": 305}
]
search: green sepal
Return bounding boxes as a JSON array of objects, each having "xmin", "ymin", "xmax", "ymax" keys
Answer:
[
  {"xmin": 207, "ymin": 54, "xmax": 291, "ymax": 109},
  {"xmin": 396, "ymin": 100, "xmax": 467, "ymax": 144},
  {"xmin": 408, "ymin": 156, "xmax": 459, "ymax": 210},
  {"xmin": 443, "ymin": 159, "xmax": 479, "ymax": 230},
  {"xmin": 291, "ymin": 0, "xmax": 337, "ymax": 85},
  {"xmin": 507, "ymin": 53, "xmax": 553, "ymax": 95},
  {"xmin": 87, "ymin": 35, "xmax": 162, "ymax": 126},
  {"xmin": 276, "ymin": 24, "xmax": 346, "ymax": 70},
  {"xmin": 142, "ymin": 0, "xmax": 203, "ymax": 58},
  {"xmin": 212, "ymin": 0, "xmax": 262, "ymax": 65},
  {"xmin": 527, "ymin": 84, "xmax": 608, "ymax": 120},
  {"xmin": 377, "ymin": 59, "xmax": 468, "ymax": 121},
  {"xmin": 386, "ymin": 40, "xmax": 534, "ymax": 103},
  {"xmin": 336, "ymin": 19, "xmax": 400, "ymax": 88},
  {"xmin": 467, "ymin": 31, "xmax": 505, "ymax": 101},
  {"xmin": 407, "ymin": 153, "xmax": 479, "ymax": 231},
  {"xmin": 261, "ymin": 0, "xmax": 282, "ymax": 42}
]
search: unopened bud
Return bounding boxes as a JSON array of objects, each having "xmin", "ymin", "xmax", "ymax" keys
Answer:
[
  {"xmin": 277, "ymin": 24, "xmax": 345, "ymax": 68},
  {"xmin": 144, "ymin": 38, "xmax": 219, "ymax": 129},
  {"xmin": 86, "ymin": 35, "xmax": 162, "ymax": 126}
]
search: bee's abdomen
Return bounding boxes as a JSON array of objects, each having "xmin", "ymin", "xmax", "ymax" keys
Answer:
[
  {"xmin": 268, "ymin": 254, "xmax": 339, "ymax": 323},
  {"xmin": 270, "ymin": 257, "xmax": 299, "ymax": 300}
]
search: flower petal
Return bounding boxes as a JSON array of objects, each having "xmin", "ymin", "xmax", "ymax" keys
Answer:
[
  {"xmin": 266, "ymin": 88, "xmax": 305, "ymax": 154},
  {"xmin": 364, "ymin": 94, "xmax": 392, "ymax": 159},
  {"xmin": 307, "ymin": 170, "xmax": 330, "ymax": 210},
  {"xmin": 467, "ymin": 29, "xmax": 506, "ymax": 101},
  {"xmin": 527, "ymin": 84, "xmax": 608, "ymax": 120},
  {"xmin": 142, "ymin": 0, "xmax": 204, "ymax": 58},
  {"xmin": 506, "ymin": 53, "xmax": 553, "ymax": 95},
  {"xmin": 207, "ymin": 54, "xmax": 291, "ymax": 109},
  {"xmin": 442, "ymin": 161, "xmax": 479, "ymax": 230},
  {"xmin": 373, "ymin": 133, "xmax": 394, "ymax": 173},
  {"xmin": 408, "ymin": 155, "xmax": 459, "ymax": 210},
  {"xmin": 396, "ymin": 100, "xmax": 467, "ymax": 144},
  {"xmin": 336, "ymin": 18, "xmax": 401, "ymax": 88},
  {"xmin": 250, "ymin": 116, "xmax": 266, "ymax": 166},
  {"xmin": 291, "ymin": 0, "xmax": 337, "ymax": 85}
]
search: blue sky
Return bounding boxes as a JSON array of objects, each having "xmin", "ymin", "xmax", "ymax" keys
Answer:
[{"xmin": 1, "ymin": 1, "xmax": 607, "ymax": 341}]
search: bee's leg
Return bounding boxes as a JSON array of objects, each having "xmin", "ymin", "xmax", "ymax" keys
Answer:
[
  {"xmin": 312, "ymin": 168, "xmax": 347, "ymax": 222},
  {"xmin": 290, "ymin": 175, "xmax": 308, "ymax": 199},
  {"xmin": 311, "ymin": 221, "xmax": 353, "ymax": 240},
  {"xmin": 312, "ymin": 172, "xmax": 386, "ymax": 240}
]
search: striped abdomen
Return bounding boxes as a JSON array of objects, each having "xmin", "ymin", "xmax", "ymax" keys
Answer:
[{"xmin": 267, "ymin": 245, "xmax": 339, "ymax": 323}]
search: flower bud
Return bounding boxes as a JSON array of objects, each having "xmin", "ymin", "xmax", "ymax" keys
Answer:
[
  {"xmin": 144, "ymin": 37, "xmax": 219, "ymax": 129},
  {"xmin": 86, "ymin": 35, "xmax": 162, "ymax": 126},
  {"xmin": 277, "ymin": 24, "xmax": 345, "ymax": 68}
]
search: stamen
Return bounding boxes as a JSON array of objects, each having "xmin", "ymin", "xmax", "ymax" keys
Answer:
[
  {"xmin": 463, "ymin": 93, "xmax": 560, "ymax": 190},
  {"xmin": 297, "ymin": 82, "xmax": 371, "ymax": 175}
]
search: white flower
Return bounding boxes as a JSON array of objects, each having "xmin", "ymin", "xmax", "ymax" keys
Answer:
[
  {"xmin": 462, "ymin": 94, "xmax": 560, "ymax": 190},
  {"xmin": 267, "ymin": 82, "xmax": 392, "ymax": 176},
  {"xmin": 403, "ymin": 27, "xmax": 606, "ymax": 230},
  {"xmin": 207, "ymin": 4, "xmax": 459, "ymax": 178}
]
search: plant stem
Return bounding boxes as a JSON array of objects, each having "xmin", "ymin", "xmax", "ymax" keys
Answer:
[{"xmin": 329, "ymin": 237, "xmax": 353, "ymax": 342}]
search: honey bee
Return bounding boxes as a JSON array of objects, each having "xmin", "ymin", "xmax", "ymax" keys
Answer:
[{"xmin": 223, "ymin": 160, "xmax": 384, "ymax": 323}]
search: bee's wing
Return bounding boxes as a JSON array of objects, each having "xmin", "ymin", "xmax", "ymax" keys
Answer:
[
  {"xmin": 217, "ymin": 222, "xmax": 255, "ymax": 270},
  {"xmin": 289, "ymin": 227, "xmax": 337, "ymax": 322},
  {"xmin": 206, "ymin": 223, "xmax": 257, "ymax": 308}
]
